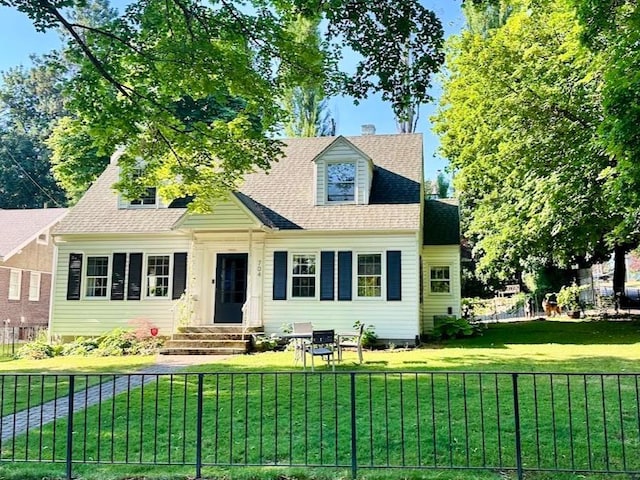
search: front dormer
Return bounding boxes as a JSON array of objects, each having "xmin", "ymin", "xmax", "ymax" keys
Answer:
[
  {"xmin": 112, "ymin": 150, "xmax": 168, "ymax": 210},
  {"xmin": 313, "ymin": 136, "xmax": 374, "ymax": 206},
  {"xmin": 117, "ymin": 177, "xmax": 169, "ymax": 210}
]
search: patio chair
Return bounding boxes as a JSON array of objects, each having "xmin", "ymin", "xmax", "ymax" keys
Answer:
[
  {"xmin": 304, "ymin": 329, "xmax": 336, "ymax": 371},
  {"xmin": 337, "ymin": 323, "xmax": 364, "ymax": 364},
  {"xmin": 291, "ymin": 322, "xmax": 313, "ymax": 364}
]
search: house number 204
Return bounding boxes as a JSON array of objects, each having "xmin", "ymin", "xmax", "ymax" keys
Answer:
[{"xmin": 257, "ymin": 260, "xmax": 262, "ymax": 277}]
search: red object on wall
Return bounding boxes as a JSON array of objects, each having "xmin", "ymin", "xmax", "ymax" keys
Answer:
[{"xmin": 150, "ymin": 327, "xmax": 159, "ymax": 337}]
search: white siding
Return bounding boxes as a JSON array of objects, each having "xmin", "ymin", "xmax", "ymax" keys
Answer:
[
  {"xmin": 315, "ymin": 157, "xmax": 326, "ymax": 206},
  {"xmin": 50, "ymin": 234, "xmax": 190, "ymax": 337},
  {"xmin": 262, "ymin": 232, "xmax": 420, "ymax": 342},
  {"xmin": 421, "ymin": 245, "xmax": 461, "ymax": 333},
  {"xmin": 314, "ymin": 140, "xmax": 374, "ymax": 206},
  {"xmin": 179, "ymin": 200, "xmax": 259, "ymax": 230}
]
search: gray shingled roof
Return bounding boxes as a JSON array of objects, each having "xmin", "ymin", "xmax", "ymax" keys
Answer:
[
  {"xmin": 238, "ymin": 134, "xmax": 422, "ymax": 230},
  {"xmin": 423, "ymin": 199, "xmax": 460, "ymax": 245},
  {"xmin": 56, "ymin": 134, "xmax": 423, "ymax": 234},
  {"xmin": 0, "ymin": 208, "xmax": 67, "ymax": 260},
  {"xmin": 54, "ymin": 165, "xmax": 186, "ymax": 234}
]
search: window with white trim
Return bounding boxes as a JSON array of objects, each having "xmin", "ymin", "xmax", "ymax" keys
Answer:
[
  {"xmin": 86, "ymin": 256, "xmax": 109, "ymax": 297},
  {"xmin": 291, "ymin": 254, "xmax": 316, "ymax": 298},
  {"xmin": 130, "ymin": 187, "xmax": 157, "ymax": 207},
  {"xmin": 8, "ymin": 269, "xmax": 21, "ymax": 300},
  {"xmin": 127, "ymin": 166, "xmax": 158, "ymax": 207},
  {"xmin": 430, "ymin": 266, "xmax": 451, "ymax": 294},
  {"xmin": 357, "ymin": 254, "xmax": 382, "ymax": 297},
  {"xmin": 327, "ymin": 162, "xmax": 356, "ymax": 202},
  {"xmin": 29, "ymin": 272, "xmax": 41, "ymax": 301},
  {"xmin": 146, "ymin": 255, "xmax": 170, "ymax": 297}
]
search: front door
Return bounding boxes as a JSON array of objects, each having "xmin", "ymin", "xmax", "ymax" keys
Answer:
[{"xmin": 213, "ymin": 253, "xmax": 248, "ymax": 324}]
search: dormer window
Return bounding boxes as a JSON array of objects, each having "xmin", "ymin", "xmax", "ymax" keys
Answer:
[
  {"xmin": 124, "ymin": 166, "xmax": 160, "ymax": 208},
  {"xmin": 313, "ymin": 137, "xmax": 373, "ymax": 206},
  {"xmin": 327, "ymin": 162, "xmax": 356, "ymax": 202},
  {"xmin": 130, "ymin": 187, "xmax": 157, "ymax": 207}
]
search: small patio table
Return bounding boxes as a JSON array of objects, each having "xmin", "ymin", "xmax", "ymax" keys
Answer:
[{"xmin": 281, "ymin": 332, "xmax": 312, "ymax": 365}]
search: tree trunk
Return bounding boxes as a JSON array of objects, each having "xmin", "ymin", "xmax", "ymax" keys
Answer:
[{"xmin": 613, "ymin": 244, "xmax": 627, "ymax": 297}]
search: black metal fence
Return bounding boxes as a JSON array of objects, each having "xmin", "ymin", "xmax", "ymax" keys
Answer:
[
  {"xmin": 1, "ymin": 371, "xmax": 640, "ymax": 479},
  {"xmin": 0, "ymin": 325, "xmax": 46, "ymax": 357}
]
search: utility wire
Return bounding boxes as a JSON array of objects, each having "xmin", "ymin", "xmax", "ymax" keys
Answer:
[{"xmin": 3, "ymin": 147, "xmax": 64, "ymax": 208}]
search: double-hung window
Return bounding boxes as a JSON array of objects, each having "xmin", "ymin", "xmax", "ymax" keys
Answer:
[
  {"xmin": 430, "ymin": 266, "xmax": 451, "ymax": 294},
  {"xmin": 291, "ymin": 254, "xmax": 316, "ymax": 298},
  {"xmin": 29, "ymin": 272, "xmax": 41, "ymax": 301},
  {"xmin": 129, "ymin": 167, "xmax": 157, "ymax": 207},
  {"xmin": 146, "ymin": 255, "xmax": 170, "ymax": 298},
  {"xmin": 357, "ymin": 254, "xmax": 382, "ymax": 298},
  {"xmin": 130, "ymin": 187, "xmax": 157, "ymax": 206},
  {"xmin": 327, "ymin": 162, "xmax": 356, "ymax": 202},
  {"xmin": 8, "ymin": 269, "xmax": 21, "ymax": 300},
  {"xmin": 86, "ymin": 256, "xmax": 109, "ymax": 297}
]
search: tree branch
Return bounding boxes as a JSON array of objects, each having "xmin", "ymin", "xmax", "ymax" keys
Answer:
[
  {"xmin": 68, "ymin": 22, "xmax": 147, "ymax": 58},
  {"xmin": 36, "ymin": 0, "xmax": 132, "ymax": 99},
  {"xmin": 171, "ymin": 0, "xmax": 196, "ymax": 41}
]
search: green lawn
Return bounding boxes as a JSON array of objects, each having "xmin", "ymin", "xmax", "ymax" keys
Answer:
[
  {"xmin": 2, "ymin": 319, "xmax": 640, "ymax": 480},
  {"xmin": 0, "ymin": 355, "xmax": 155, "ymax": 416},
  {"xmin": 195, "ymin": 318, "xmax": 640, "ymax": 374},
  {"xmin": 0, "ymin": 355, "xmax": 156, "ymax": 374}
]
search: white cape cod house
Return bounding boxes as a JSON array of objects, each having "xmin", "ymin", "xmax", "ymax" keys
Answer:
[{"xmin": 49, "ymin": 133, "xmax": 460, "ymax": 348}]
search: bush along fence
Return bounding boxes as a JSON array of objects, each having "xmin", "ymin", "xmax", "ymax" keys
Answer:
[
  {"xmin": 0, "ymin": 325, "xmax": 47, "ymax": 357},
  {"xmin": 1, "ymin": 371, "xmax": 640, "ymax": 479}
]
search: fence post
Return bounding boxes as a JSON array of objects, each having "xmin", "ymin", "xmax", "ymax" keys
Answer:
[
  {"xmin": 195, "ymin": 373, "xmax": 204, "ymax": 479},
  {"xmin": 350, "ymin": 372, "xmax": 357, "ymax": 479},
  {"xmin": 66, "ymin": 375, "xmax": 75, "ymax": 480},
  {"xmin": 511, "ymin": 373, "xmax": 523, "ymax": 480}
]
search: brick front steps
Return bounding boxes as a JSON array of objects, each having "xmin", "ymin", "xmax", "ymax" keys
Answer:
[{"xmin": 160, "ymin": 325, "xmax": 262, "ymax": 355}]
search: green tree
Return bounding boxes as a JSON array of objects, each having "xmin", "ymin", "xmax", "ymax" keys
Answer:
[
  {"xmin": 433, "ymin": 0, "xmax": 613, "ymax": 281},
  {"xmin": 0, "ymin": 62, "xmax": 68, "ymax": 208},
  {"xmin": 1, "ymin": 0, "xmax": 445, "ymax": 210},
  {"xmin": 281, "ymin": 14, "xmax": 335, "ymax": 138},
  {"xmin": 574, "ymin": 0, "xmax": 640, "ymax": 295},
  {"xmin": 424, "ymin": 170, "xmax": 450, "ymax": 199},
  {"xmin": 0, "ymin": 131, "xmax": 66, "ymax": 208},
  {"xmin": 435, "ymin": 171, "xmax": 450, "ymax": 198},
  {"xmin": 0, "ymin": 0, "xmax": 117, "ymax": 207},
  {"xmin": 282, "ymin": 87, "xmax": 335, "ymax": 137},
  {"xmin": 462, "ymin": 0, "xmax": 514, "ymax": 36},
  {"xmin": 47, "ymin": 116, "xmax": 110, "ymax": 203}
]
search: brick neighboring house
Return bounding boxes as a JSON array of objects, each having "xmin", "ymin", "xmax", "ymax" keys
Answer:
[{"xmin": 0, "ymin": 208, "xmax": 67, "ymax": 328}]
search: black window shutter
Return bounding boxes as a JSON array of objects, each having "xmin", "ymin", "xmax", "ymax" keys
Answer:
[
  {"xmin": 273, "ymin": 251, "xmax": 287, "ymax": 300},
  {"xmin": 110, "ymin": 253, "xmax": 127, "ymax": 300},
  {"xmin": 320, "ymin": 251, "xmax": 335, "ymax": 300},
  {"xmin": 387, "ymin": 250, "xmax": 402, "ymax": 301},
  {"xmin": 172, "ymin": 252, "xmax": 188, "ymax": 300},
  {"xmin": 337, "ymin": 251, "xmax": 352, "ymax": 301},
  {"xmin": 66, "ymin": 253, "xmax": 83, "ymax": 300},
  {"xmin": 127, "ymin": 253, "xmax": 143, "ymax": 300}
]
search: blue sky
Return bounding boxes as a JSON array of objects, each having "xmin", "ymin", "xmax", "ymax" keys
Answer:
[{"xmin": 0, "ymin": 1, "xmax": 463, "ymax": 180}]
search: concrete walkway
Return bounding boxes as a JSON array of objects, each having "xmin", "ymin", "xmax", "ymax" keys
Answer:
[{"xmin": 0, "ymin": 354, "xmax": 231, "ymax": 442}]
